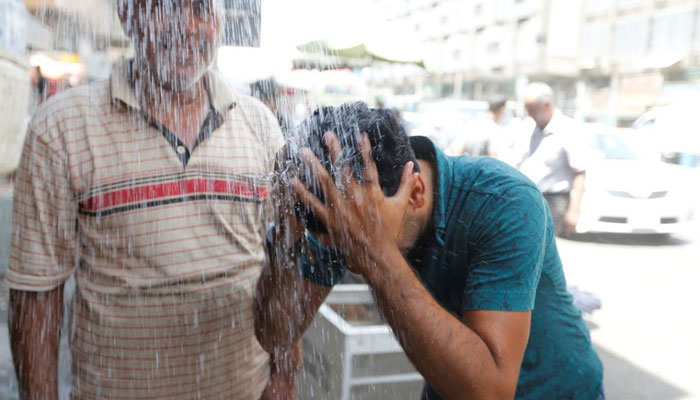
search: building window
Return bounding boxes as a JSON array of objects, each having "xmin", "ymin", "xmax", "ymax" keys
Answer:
[
  {"xmin": 616, "ymin": 0, "xmax": 645, "ymax": 10},
  {"xmin": 580, "ymin": 21, "xmax": 610, "ymax": 62},
  {"xmin": 585, "ymin": 0, "xmax": 609, "ymax": 14},
  {"xmin": 516, "ymin": 17, "xmax": 538, "ymax": 63},
  {"xmin": 650, "ymin": 6, "xmax": 693, "ymax": 57},
  {"xmin": 613, "ymin": 15, "xmax": 648, "ymax": 59}
]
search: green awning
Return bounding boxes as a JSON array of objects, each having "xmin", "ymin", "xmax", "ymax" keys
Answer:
[{"xmin": 296, "ymin": 40, "xmax": 424, "ymax": 69}]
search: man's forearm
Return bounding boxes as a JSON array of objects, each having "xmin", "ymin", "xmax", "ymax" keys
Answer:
[
  {"xmin": 569, "ymin": 172, "xmax": 585, "ymax": 214},
  {"xmin": 364, "ymin": 251, "xmax": 516, "ymax": 400},
  {"xmin": 9, "ymin": 286, "xmax": 64, "ymax": 400},
  {"xmin": 254, "ymin": 241, "xmax": 331, "ymax": 353}
]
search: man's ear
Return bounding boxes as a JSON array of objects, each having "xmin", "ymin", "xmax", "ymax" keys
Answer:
[{"xmin": 408, "ymin": 173, "xmax": 427, "ymax": 210}]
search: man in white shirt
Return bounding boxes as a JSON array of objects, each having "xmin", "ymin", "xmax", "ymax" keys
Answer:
[
  {"xmin": 519, "ymin": 83, "xmax": 590, "ymax": 236},
  {"xmin": 447, "ymin": 99, "xmax": 506, "ymax": 157}
]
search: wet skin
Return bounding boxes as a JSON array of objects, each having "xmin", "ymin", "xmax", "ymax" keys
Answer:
[{"xmin": 256, "ymin": 133, "xmax": 532, "ymax": 400}]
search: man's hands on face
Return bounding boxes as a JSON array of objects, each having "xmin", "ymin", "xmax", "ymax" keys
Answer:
[{"xmin": 290, "ymin": 132, "xmax": 417, "ymax": 277}]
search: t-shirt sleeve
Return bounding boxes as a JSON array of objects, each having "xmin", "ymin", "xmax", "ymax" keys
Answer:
[
  {"xmin": 4, "ymin": 125, "xmax": 78, "ymax": 291},
  {"xmin": 462, "ymin": 185, "xmax": 550, "ymax": 311}
]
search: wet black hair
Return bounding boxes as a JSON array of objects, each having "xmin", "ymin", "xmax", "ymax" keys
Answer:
[{"xmin": 286, "ymin": 102, "xmax": 418, "ymax": 233}]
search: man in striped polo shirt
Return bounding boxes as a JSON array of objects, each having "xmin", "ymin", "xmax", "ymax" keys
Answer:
[{"xmin": 6, "ymin": 0, "xmax": 295, "ymax": 398}]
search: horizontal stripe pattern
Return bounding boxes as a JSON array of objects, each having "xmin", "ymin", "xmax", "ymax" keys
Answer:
[
  {"xmin": 78, "ymin": 177, "xmax": 269, "ymax": 216},
  {"xmin": 5, "ymin": 64, "xmax": 285, "ymax": 400}
]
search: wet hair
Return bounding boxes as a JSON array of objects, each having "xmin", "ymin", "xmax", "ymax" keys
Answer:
[
  {"xmin": 489, "ymin": 98, "xmax": 507, "ymax": 114},
  {"xmin": 287, "ymin": 102, "xmax": 418, "ymax": 233}
]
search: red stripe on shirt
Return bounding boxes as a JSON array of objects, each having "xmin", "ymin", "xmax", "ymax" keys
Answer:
[{"xmin": 78, "ymin": 178, "xmax": 269, "ymax": 212}]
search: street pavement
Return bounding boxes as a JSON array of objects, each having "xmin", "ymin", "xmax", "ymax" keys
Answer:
[
  {"xmin": 1, "ymin": 226, "xmax": 698, "ymax": 399},
  {"xmin": 559, "ymin": 226, "xmax": 700, "ymax": 400}
]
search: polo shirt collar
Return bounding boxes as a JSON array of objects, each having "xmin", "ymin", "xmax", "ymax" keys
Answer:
[
  {"xmin": 110, "ymin": 61, "xmax": 140, "ymax": 111},
  {"xmin": 109, "ymin": 59, "xmax": 236, "ymax": 115},
  {"xmin": 410, "ymin": 136, "xmax": 452, "ymax": 246}
]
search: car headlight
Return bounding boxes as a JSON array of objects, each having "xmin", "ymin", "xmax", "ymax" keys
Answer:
[{"xmin": 607, "ymin": 190, "xmax": 668, "ymax": 199}]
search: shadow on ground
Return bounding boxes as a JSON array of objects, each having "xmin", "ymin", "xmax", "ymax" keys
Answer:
[
  {"xmin": 595, "ymin": 344, "xmax": 687, "ymax": 400},
  {"xmin": 563, "ymin": 232, "xmax": 692, "ymax": 247}
]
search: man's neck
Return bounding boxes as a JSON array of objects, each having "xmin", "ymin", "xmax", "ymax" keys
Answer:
[
  {"xmin": 538, "ymin": 110, "xmax": 557, "ymax": 132},
  {"xmin": 135, "ymin": 73, "xmax": 209, "ymax": 116},
  {"xmin": 132, "ymin": 64, "xmax": 212, "ymax": 148}
]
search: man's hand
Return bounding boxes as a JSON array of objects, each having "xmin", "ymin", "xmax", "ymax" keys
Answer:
[
  {"xmin": 563, "ymin": 208, "xmax": 580, "ymax": 235},
  {"xmin": 290, "ymin": 132, "xmax": 416, "ymax": 276},
  {"xmin": 565, "ymin": 172, "xmax": 586, "ymax": 234}
]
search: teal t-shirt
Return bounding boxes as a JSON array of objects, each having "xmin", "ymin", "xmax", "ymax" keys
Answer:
[{"xmin": 409, "ymin": 137, "xmax": 603, "ymax": 400}]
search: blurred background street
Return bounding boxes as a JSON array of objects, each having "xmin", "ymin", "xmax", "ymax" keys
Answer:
[
  {"xmin": 560, "ymin": 226, "xmax": 700, "ymax": 400},
  {"xmin": 2, "ymin": 0, "xmax": 700, "ymax": 398}
]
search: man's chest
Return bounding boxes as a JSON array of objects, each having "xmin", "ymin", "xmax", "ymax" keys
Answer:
[
  {"xmin": 414, "ymin": 236, "xmax": 472, "ymax": 316},
  {"xmin": 523, "ymin": 133, "xmax": 568, "ymax": 170},
  {"xmin": 63, "ymin": 115, "xmax": 272, "ymax": 256}
]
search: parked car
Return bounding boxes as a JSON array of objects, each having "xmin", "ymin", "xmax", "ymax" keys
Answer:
[
  {"xmin": 576, "ymin": 126, "xmax": 696, "ymax": 235},
  {"xmin": 632, "ymin": 104, "xmax": 700, "ymax": 168},
  {"xmin": 404, "ymin": 99, "xmax": 488, "ymax": 149}
]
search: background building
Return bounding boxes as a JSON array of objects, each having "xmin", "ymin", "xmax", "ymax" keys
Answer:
[
  {"xmin": 374, "ymin": 0, "xmax": 584, "ymax": 112},
  {"xmin": 580, "ymin": 0, "xmax": 700, "ymax": 124},
  {"xmin": 374, "ymin": 0, "xmax": 700, "ymax": 124}
]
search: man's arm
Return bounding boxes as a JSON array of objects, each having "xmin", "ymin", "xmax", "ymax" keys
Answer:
[
  {"xmin": 254, "ymin": 145, "xmax": 333, "ymax": 354},
  {"xmin": 9, "ymin": 286, "xmax": 64, "ymax": 400},
  {"xmin": 565, "ymin": 171, "xmax": 585, "ymax": 234},
  {"xmin": 290, "ymin": 132, "xmax": 538, "ymax": 400},
  {"xmin": 364, "ymin": 249, "xmax": 530, "ymax": 400},
  {"xmin": 254, "ymin": 241, "xmax": 331, "ymax": 353},
  {"xmin": 255, "ymin": 225, "xmax": 333, "ymax": 400}
]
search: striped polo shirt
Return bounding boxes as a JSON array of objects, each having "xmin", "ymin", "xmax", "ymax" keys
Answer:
[{"xmin": 5, "ymin": 61, "xmax": 284, "ymax": 399}]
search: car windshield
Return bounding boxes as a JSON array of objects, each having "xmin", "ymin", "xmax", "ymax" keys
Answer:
[{"xmin": 594, "ymin": 134, "xmax": 653, "ymax": 161}]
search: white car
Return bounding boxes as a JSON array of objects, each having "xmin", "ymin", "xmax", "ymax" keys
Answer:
[
  {"xmin": 577, "ymin": 127, "xmax": 696, "ymax": 235},
  {"xmin": 405, "ymin": 99, "xmax": 489, "ymax": 149},
  {"xmin": 632, "ymin": 104, "xmax": 700, "ymax": 168}
]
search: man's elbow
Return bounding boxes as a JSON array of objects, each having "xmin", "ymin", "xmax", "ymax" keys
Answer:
[
  {"xmin": 454, "ymin": 383, "xmax": 516, "ymax": 400},
  {"xmin": 253, "ymin": 300, "xmax": 296, "ymax": 354},
  {"xmin": 441, "ymin": 370, "xmax": 517, "ymax": 400}
]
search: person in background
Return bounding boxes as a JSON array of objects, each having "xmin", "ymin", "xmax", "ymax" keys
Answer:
[
  {"xmin": 251, "ymin": 78, "xmax": 295, "ymax": 134},
  {"xmin": 519, "ymin": 82, "xmax": 591, "ymax": 236},
  {"xmin": 484, "ymin": 98, "xmax": 510, "ymax": 158},
  {"xmin": 255, "ymin": 102, "xmax": 603, "ymax": 400},
  {"xmin": 6, "ymin": 0, "xmax": 298, "ymax": 399},
  {"xmin": 446, "ymin": 98, "xmax": 506, "ymax": 157}
]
